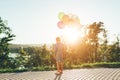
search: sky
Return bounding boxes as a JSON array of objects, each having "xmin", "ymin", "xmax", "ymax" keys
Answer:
[{"xmin": 0, "ymin": 0, "xmax": 120, "ymax": 44}]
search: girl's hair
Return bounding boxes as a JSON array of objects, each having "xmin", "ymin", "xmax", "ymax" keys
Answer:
[{"xmin": 56, "ymin": 37, "xmax": 61, "ymax": 41}]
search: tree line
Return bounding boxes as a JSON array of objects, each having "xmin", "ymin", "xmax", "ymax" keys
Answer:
[{"xmin": 0, "ymin": 17, "xmax": 120, "ymax": 69}]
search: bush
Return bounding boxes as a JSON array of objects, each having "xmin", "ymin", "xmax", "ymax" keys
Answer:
[
  {"xmin": 1, "ymin": 62, "xmax": 120, "ymax": 73},
  {"xmin": 78, "ymin": 62, "xmax": 120, "ymax": 68},
  {"xmin": 0, "ymin": 68, "xmax": 13, "ymax": 73}
]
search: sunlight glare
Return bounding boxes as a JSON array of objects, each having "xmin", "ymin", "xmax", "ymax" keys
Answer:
[{"xmin": 63, "ymin": 27, "xmax": 81, "ymax": 44}]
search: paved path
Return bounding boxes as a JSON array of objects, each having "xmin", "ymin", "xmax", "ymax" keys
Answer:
[{"xmin": 0, "ymin": 68, "xmax": 120, "ymax": 80}]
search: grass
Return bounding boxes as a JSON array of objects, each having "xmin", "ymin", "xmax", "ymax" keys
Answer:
[
  {"xmin": 0, "ymin": 68, "xmax": 29, "ymax": 73},
  {"xmin": 72, "ymin": 62, "xmax": 120, "ymax": 69},
  {"xmin": 0, "ymin": 66, "xmax": 55, "ymax": 73},
  {"xmin": 0, "ymin": 62, "xmax": 120, "ymax": 73}
]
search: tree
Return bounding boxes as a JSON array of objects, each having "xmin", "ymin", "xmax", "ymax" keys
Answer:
[
  {"xmin": 86, "ymin": 22, "xmax": 104, "ymax": 62},
  {"xmin": 25, "ymin": 45, "xmax": 51, "ymax": 67},
  {"xmin": 97, "ymin": 29, "xmax": 108, "ymax": 62},
  {"xmin": 0, "ymin": 17, "xmax": 15, "ymax": 68},
  {"xmin": 14, "ymin": 47, "xmax": 30, "ymax": 68},
  {"xmin": 108, "ymin": 35, "xmax": 120, "ymax": 62}
]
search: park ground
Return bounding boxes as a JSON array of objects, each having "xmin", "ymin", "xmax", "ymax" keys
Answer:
[{"xmin": 0, "ymin": 68, "xmax": 120, "ymax": 80}]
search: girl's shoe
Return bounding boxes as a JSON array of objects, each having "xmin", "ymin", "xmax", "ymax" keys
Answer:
[
  {"xmin": 55, "ymin": 72, "xmax": 61, "ymax": 75},
  {"xmin": 60, "ymin": 71, "xmax": 63, "ymax": 74}
]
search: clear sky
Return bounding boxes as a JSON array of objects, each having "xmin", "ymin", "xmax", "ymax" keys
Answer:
[{"xmin": 0, "ymin": 0, "xmax": 120, "ymax": 44}]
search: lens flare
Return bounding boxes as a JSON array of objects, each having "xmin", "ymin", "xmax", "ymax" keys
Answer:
[{"xmin": 63, "ymin": 27, "xmax": 81, "ymax": 44}]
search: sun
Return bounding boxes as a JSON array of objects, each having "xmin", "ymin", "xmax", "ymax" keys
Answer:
[{"xmin": 62, "ymin": 27, "xmax": 82, "ymax": 44}]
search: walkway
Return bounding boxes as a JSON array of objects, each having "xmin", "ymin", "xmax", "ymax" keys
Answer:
[{"xmin": 0, "ymin": 68, "xmax": 120, "ymax": 80}]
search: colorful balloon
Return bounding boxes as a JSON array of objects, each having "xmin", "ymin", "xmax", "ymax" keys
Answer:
[
  {"xmin": 58, "ymin": 12, "xmax": 65, "ymax": 20},
  {"xmin": 57, "ymin": 21, "xmax": 65, "ymax": 29},
  {"xmin": 62, "ymin": 15, "xmax": 70, "ymax": 25},
  {"xmin": 57, "ymin": 12, "xmax": 80, "ymax": 29}
]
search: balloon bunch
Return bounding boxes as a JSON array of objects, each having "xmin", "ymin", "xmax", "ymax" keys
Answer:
[{"xmin": 57, "ymin": 12, "xmax": 80, "ymax": 29}]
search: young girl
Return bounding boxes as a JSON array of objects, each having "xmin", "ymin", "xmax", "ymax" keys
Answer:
[{"xmin": 54, "ymin": 37, "xmax": 65, "ymax": 74}]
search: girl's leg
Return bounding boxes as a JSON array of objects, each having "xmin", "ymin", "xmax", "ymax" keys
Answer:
[
  {"xmin": 60, "ymin": 62, "xmax": 63, "ymax": 73},
  {"xmin": 56, "ymin": 62, "xmax": 61, "ymax": 73}
]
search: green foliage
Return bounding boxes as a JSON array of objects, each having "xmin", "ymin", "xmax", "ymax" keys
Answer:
[
  {"xmin": 64, "ymin": 62, "xmax": 120, "ymax": 69},
  {"xmin": 0, "ymin": 66, "xmax": 53, "ymax": 73},
  {"xmin": 0, "ymin": 68, "xmax": 29, "ymax": 73},
  {"xmin": 32, "ymin": 66, "xmax": 52, "ymax": 71},
  {"xmin": 80, "ymin": 62, "xmax": 120, "ymax": 68},
  {"xmin": 107, "ymin": 41, "xmax": 120, "ymax": 62},
  {"xmin": 1, "ymin": 62, "xmax": 120, "ymax": 73},
  {"xmin": 26, "ymin": 45, "xmax": 51, "ymax": 67},
  {"xmin": 0, "ymin": 17, "xmax": 15, "ymax": 68}
]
